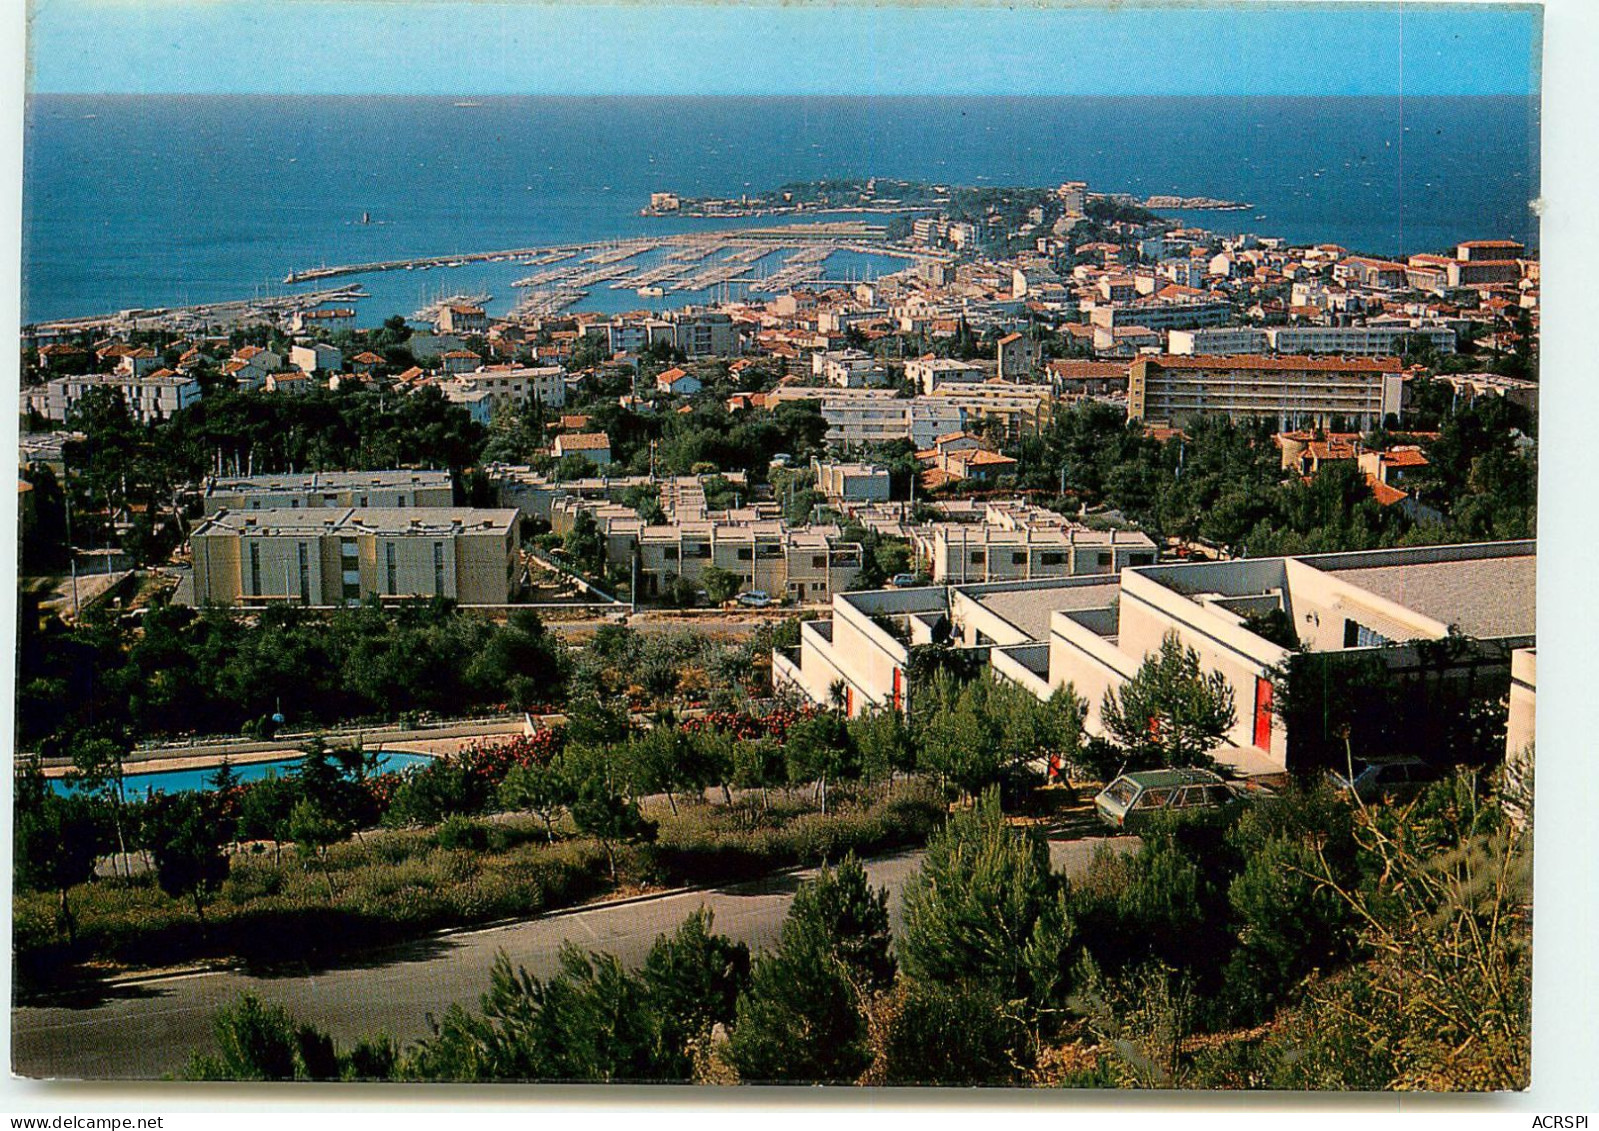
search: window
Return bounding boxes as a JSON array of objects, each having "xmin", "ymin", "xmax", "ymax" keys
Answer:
[
  {"xmin": 1097, "ymin": 551, "xmax": 1113, "ymax": 568},
  {"xmin": 385, "ymin": 542, "xmax": 397, "ymax": 595},
  {"xmin": 1012, "ymin": 552, "xmax": 1026, "ymax": 565},
  {"xmin": 812, "ymin": 555, "xmax": 828, "ymax": 569},
  {"xmin": 1343, "ymin": 619, "xmax": 1390, "ymax": 648},
  {"xmin": 1041, "ymin": 552, "xmax": 1065, "ymax": 566},
  {"xmin": 248, "ymin": 542, "xmax": 261, "ymax": 596},
  {"xmin": 662, "ymin": 546, "xmax": 679, "ymax": 561},
  {"xmin": 737, "ymin": 548, "xmax": 753, "ymax": 561},
  {"xmin": 433, "ymin": 542, "xmax": 446, "ymax": 597},
  {"xmin": 970, "ymin": 551, "xmax": 985, "ymax": 565},
  {"xmin": 297, "ymin": 543, "xmax": 311, "ymax": 604}
]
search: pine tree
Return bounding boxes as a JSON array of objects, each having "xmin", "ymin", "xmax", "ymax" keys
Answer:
[
  {"xmin": 725, "ymin": 856, "xmax": 894, "ymax": 1083},
  {"xmin": 1100, "ymin": 631, "xmax": 1237, "ymax": 769}
]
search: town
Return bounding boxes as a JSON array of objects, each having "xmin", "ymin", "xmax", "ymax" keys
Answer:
[{"xmin": 15, "ymin": 176, "xmax": 1538, "ymax": 1089}]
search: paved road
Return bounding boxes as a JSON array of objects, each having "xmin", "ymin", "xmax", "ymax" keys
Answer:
[{"xmin": 12, "ymin": 838, "xmax": 1133, "ymax": 1081}]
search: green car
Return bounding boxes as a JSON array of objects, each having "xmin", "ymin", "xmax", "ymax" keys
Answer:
[{"xmin": 1093, "ymin": 768, "xmax": 1244, "ymax": 831}]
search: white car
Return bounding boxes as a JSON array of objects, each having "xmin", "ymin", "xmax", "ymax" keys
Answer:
[{"xmin": 736, "ymin": 590, "xmax": 772, "ymax": 608}]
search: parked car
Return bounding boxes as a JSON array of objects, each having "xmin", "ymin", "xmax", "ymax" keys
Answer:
[
  {"xmin": 889, "ymin": 573, "xmax": 920, "ymax": 588},
  {"xmin": 737, "ymin": 590, "xmax": 772, "ymax": 608},
  {"xmin": 1326, "ymin": 757, "xmax": 1443, "ymax": 802},
  {"xmin": 1094, "ymin": 768, "xmax": 1246, "ymax": 831}
]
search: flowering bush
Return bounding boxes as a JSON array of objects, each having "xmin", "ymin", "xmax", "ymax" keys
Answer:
[{"xmin": 679, "ymin": 704, "xmax": 819, "ymax": 744}]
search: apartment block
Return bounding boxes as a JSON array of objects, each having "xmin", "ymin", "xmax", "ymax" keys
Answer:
[
  {"xmin": 189, "ymin": 507, "xmax": 522, "ymax": 608},
  {"xmin": 1088, "ymin": 300, "xmax": 1234, "ymax": 332},
  {"xmin": 23, "ymin": 371, "xmax": 202, "ymax": 425},
  {"xmin": 547, "ymin": 477, "xmax": 861, "ymax": 603},
  {"xmin": 202, "ymin": 470, "xmax": 456, "ymax": 515},
  {"xmin": 1128, "ymin": 354, "xmax": 1404, "ymax": 430},
  {"xmin": 913, "ymin": 502, "xmax": 1157, "ymax": 583},
  {"xmin": 996, "ymin": 333, "xmax": 1044, "ymax": 380},
  {"xmin": 1167, "ymin": 327, "xmax": 1270, "ymax": 356},
  {"xmin": 442, "ymin": 365, "xmax": 567, "ymax": 412},
  {"xmin": 1267, "ymin": 324, "xmax": 1455, "ymax": 357},
  {"xmin": 813, "ymin": 459, "xmax": 892, "ymax": 504},
  {"xmin": 764, "ymin": 386, "xmax": 965, "ymax": 449},
  {"xmin": 905, "ymin": 357, "xmax": 987, "ymax": 394},
  {"xmin": 290, "ymin": 342, "xmax": 343, "ymax": 376}
]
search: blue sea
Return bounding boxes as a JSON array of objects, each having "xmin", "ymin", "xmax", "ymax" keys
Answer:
[{"xmin": 22, "ymin": 95, "xmax": 1540, "ymax": 327}]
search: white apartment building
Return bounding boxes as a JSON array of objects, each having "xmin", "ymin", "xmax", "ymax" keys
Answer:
[
  {"xmin": 290, "ymin": 342, "xmax": 344, "ymax": 376},
  {"xmin": 813, "ymin": 459, "xmax": 892, "ymax": 504},
  {"xmin": 1129, "ymin": 354, "xmax": 1405, "ymax": 430},
  {"xmin": 441, "ymin": 365, "xmax": 567, "ymax": 412},
  {"xmin": 1267, "ymin": 324, "xmax": 1456, "ymax": 357},
  {"xmin": 915, "ymin": 505, "xmax": 1157, "ymax": 583},
  {"xmin": 548, "ymin": 480, "xmax": 862, "ymax": 604},
  {"xmin": 765, "ymin": 386, "xmax": 965, "ymax": 449},
  {"xmin": 905, "ymin": 357, "xmax": 987, "ymax": 394},
  {"xmin": 23, "ymin": 371, "xmax": 202, "ymax": 425},
  {"xmin": 1167, "ymin": 327, "xmax": 1271, "ymax": 356},
  {"xmin": 813, "ymin": 349, "xmax": 888, "ymax": 388},
  {"xmin": 1089, "ymin": 300, "xmax": 1234, "ymax": 331}
]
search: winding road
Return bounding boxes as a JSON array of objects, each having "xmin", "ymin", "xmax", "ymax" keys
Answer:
[{"xmin": 12, "ymin": 838, "xmax": 1133, "ymax": 1081}]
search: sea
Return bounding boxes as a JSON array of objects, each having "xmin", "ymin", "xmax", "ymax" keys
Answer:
[{"xmin": 21, "ymin": 95, "xmax": 1541, "ymax": 328}]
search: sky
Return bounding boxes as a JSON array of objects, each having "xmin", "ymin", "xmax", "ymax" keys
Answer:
[{"xmin": 24, "ymin": 0, "xmax": 1542, "ymax": 97}]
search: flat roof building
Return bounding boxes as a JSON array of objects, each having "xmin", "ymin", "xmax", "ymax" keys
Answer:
[
  {"xmin": 202, "ymin": 470, "xmax": 456, "ymax": 515},
  {"xmin": 775, "ymin": 540, "xmax": 1533, "ymax": 777},
  {"xmin": 189, "ymin": 507, "xmax": 522, "ymax": 608},
  {"xmin": 1129, "ymin": 354, "xmax": 1405, "ymax": 431},
  {"xmin": 23, "ymin": 371, "xmax": 202, "ymax": 425}
]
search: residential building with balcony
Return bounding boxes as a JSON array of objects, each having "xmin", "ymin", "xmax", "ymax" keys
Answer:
[
  {"xmin": 1128, "ymin": 354, "xmax": 1404, "ymax": 430},
  {"xmin": 22, "ymin": 371, "xmax": 201, "ymax": 425},
  {"xmin": 188, "ymin": 507, "xmax": 522, "ymax": 608}
]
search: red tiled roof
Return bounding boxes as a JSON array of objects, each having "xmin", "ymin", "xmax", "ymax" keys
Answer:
[{"xmin": 1366, "ymin": 475, "xmax": 1408, "ymax": 506}]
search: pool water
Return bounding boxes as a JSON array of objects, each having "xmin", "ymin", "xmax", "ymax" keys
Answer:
[{"xmin": 48, "ymin": 750, "xmax": 435, "ymax": 800}]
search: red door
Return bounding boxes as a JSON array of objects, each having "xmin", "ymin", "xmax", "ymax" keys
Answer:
[
  {"xmin": 892, "ymin": 668, "xmax": 904, "ymax": 714},
  {"xmin": 1253, "ymin": 677, "xmax": 1274, "ymax": 750}
]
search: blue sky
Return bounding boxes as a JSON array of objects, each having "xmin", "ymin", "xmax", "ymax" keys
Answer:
[{"xmin": 26, "ymin": 1, "xmax": 1541, "ymax": 96}]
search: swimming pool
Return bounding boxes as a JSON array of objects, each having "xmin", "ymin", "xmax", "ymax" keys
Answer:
[{"xmin": 47, "ymin": 750, "xmax": 435, "ymax": 800}]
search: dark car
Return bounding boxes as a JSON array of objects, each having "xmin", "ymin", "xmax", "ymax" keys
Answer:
[{"xmin": 1326, "ymin": 757, "xmax": 1444, "ymax": 802}]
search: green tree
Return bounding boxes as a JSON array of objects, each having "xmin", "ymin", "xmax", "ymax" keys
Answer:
[
  {"xmin": 287, "ymin": 798, "xmax": 349, "ymax": 899},
  {"xmin": 184, "ymin": 993, "xmax": 397, "ymax": 1082},
  {"xmin": 562, "ymin": 510, "xmax": 608, "ymax": 578},
  {"xmin": 402, "ymin": 912, "xmax": 748, "ymax": 1082},
  {"xmin": 498, "ymin": 760, "xmax": 572, "ymax": 842},
  {"xmin": 143, "ymin": 792, "xmax": 231, "ymax": 926},
  {"xmin": 13, "ymin": 770, "xmax": 103, "ymax": 944},
  {"xmin": 899, "ymin": 789, "xmax": 1072, "ymax": 1025},
  {"xmin": 1100, "ymin": 632, "xmax": 1237, "ymax": 770},
  {"xmin": 879, "ymin": 979, "xmax": 1024, "ymax": 1086},
  {"xmin": 569, "ymin": 770, "xmax": 657, "ymax": 880},
  {"xmin": 725, "ymin": 856, "xmax": 895, "ymax": 1083},
  {"xmin": 700, "ymin": 565, "xmax": 743, "ymax": 605}
]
